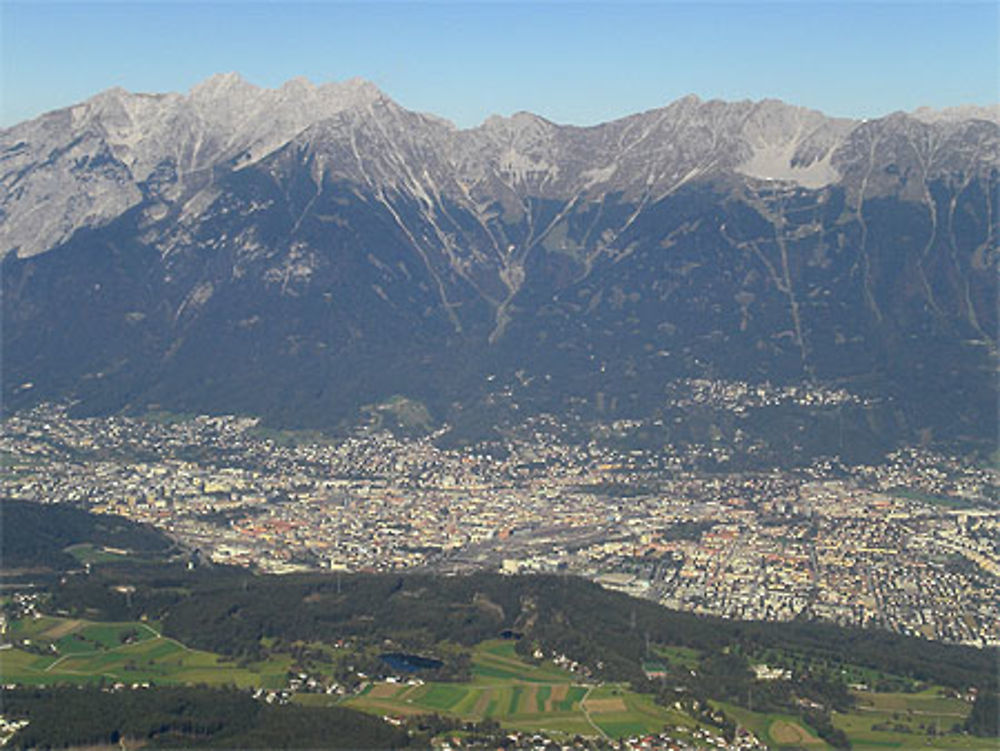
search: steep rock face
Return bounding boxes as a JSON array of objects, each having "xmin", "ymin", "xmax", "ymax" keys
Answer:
[
  {"xmin": 2, "ymin": 76, "xmax": 997, "ymax": 446},
  {"xmin": 0, "ymin": 74, "xmax": 387, "ymax": 259}
]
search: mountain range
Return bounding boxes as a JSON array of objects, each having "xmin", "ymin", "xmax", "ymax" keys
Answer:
[{"xmin": 2, "ymin": 74, "xmax": 997, "ymax": 454}]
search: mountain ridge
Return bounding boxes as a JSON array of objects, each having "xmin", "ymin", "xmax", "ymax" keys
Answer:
[
  {"xmin": 4, "ymin": 75, "xmax": 998, "ymax": 260},
  {"xmin": 2, "ymin": 75, "xmax": 997, "ymax": 455}
]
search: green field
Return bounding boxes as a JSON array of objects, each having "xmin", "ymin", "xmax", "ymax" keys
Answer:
[
  {"xmin": 832, "ymin": 690, "xmax": 997, "ymax": 750},
  {"xmin": 652, "ymin": 645, "xmax": 702, "ymax": 670},
  {"xmin": 717, "ymin": 702, "xmax": 827, "ymax": 749},
  {"xmin": 716, "ymin": 689, "xmax": 996, "ymax": 751},
  {"xmin": 342, "ymin": 640, "xmax": 692, "ymax": 740},
  {"xmin": 0, "ymin": 615, "xmax": 290, "ymax": 689}
]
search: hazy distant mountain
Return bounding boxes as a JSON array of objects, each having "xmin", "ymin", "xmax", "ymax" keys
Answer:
[{"xmin": 3, "ymin": 75, "xmax": 997, "ymax": 452}]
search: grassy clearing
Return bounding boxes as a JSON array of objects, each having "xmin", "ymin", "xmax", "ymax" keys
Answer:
[
  {"xmin": 64, "ymin": 543, "xmax": 128, "ymax": 565},
  {"xmin": 855, "ymin": 689, "xmax": 968, "ymax": 715},
  {"xmin": 652, "ymin": 645, "xmax": 702, "ymax": 670}
]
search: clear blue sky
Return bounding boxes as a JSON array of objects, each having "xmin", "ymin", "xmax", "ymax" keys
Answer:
[{"xmin": 2, "ymin": 1, "xmax": 997, "ymax": 128}]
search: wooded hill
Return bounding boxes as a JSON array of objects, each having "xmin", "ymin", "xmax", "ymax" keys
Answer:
[
  {"xmin": 2, "ymin": 686, "xmax": 412, "ymax": 749},
  {"xmin": 0, "ymin": 499, "xmax": 173, "ymax": 570},
  {"xmin": 50, "ymin": 565, "xmax": 997, "ymax": 697}
]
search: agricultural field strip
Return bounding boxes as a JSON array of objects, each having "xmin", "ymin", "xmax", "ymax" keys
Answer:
[
  {"xmin": 347, "ymin": 655, "xmax": 680, "ymax": 741},
  {"xmin": 578, "ymin": 685, "xmax": 610, "ymax": 740},
  {"xmin": 40, "ymin": 618, "xmax": 84, "ymax": 640},
  {"xmin": 447, "ymin": 682, "xmax": 580, "ymax": 690}
]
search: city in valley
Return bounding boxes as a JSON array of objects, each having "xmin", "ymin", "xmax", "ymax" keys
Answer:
[{"xmin": 3, "ymin": 391, "xmax": 998, "ymax": 650}]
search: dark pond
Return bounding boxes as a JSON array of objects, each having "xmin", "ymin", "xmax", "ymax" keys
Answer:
[{"xmin": 379, "ymin": 652, "xmax": 444, "ymax": 673}]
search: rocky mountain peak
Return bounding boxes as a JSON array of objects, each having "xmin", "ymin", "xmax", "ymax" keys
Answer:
[
  {"xmin": 0, "ymin": 74, "xmax": 404, "ymax": 258},
  {"xmin": 3, "ymin": 77, "xmax": 998, "ymax": 262},
  {"xmin": 910, "ymin": 103, "xmax": 1000, "ymax": 124},
  {"xmin": 189, "ymin": 71, "xmax": 255, "ymax": 98}
]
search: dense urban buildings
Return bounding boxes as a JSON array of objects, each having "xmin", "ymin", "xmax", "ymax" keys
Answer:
[{"xmin": 4, "ymin": 399, "xmax": 997, "ymax": 648}]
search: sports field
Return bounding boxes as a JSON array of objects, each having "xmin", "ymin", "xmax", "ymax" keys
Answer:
[
  {"xmin": 0, "ymin": 615, "xmax": 290, "ymax": 688},
  {"xmin": 341, "ymin": 640, "xmax": 691, "ymax": 740}
]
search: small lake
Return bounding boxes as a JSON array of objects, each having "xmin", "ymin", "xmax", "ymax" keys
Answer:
[{"xmin": 379, "ymin": 652, "xmax": 444, "ymax": 673}]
